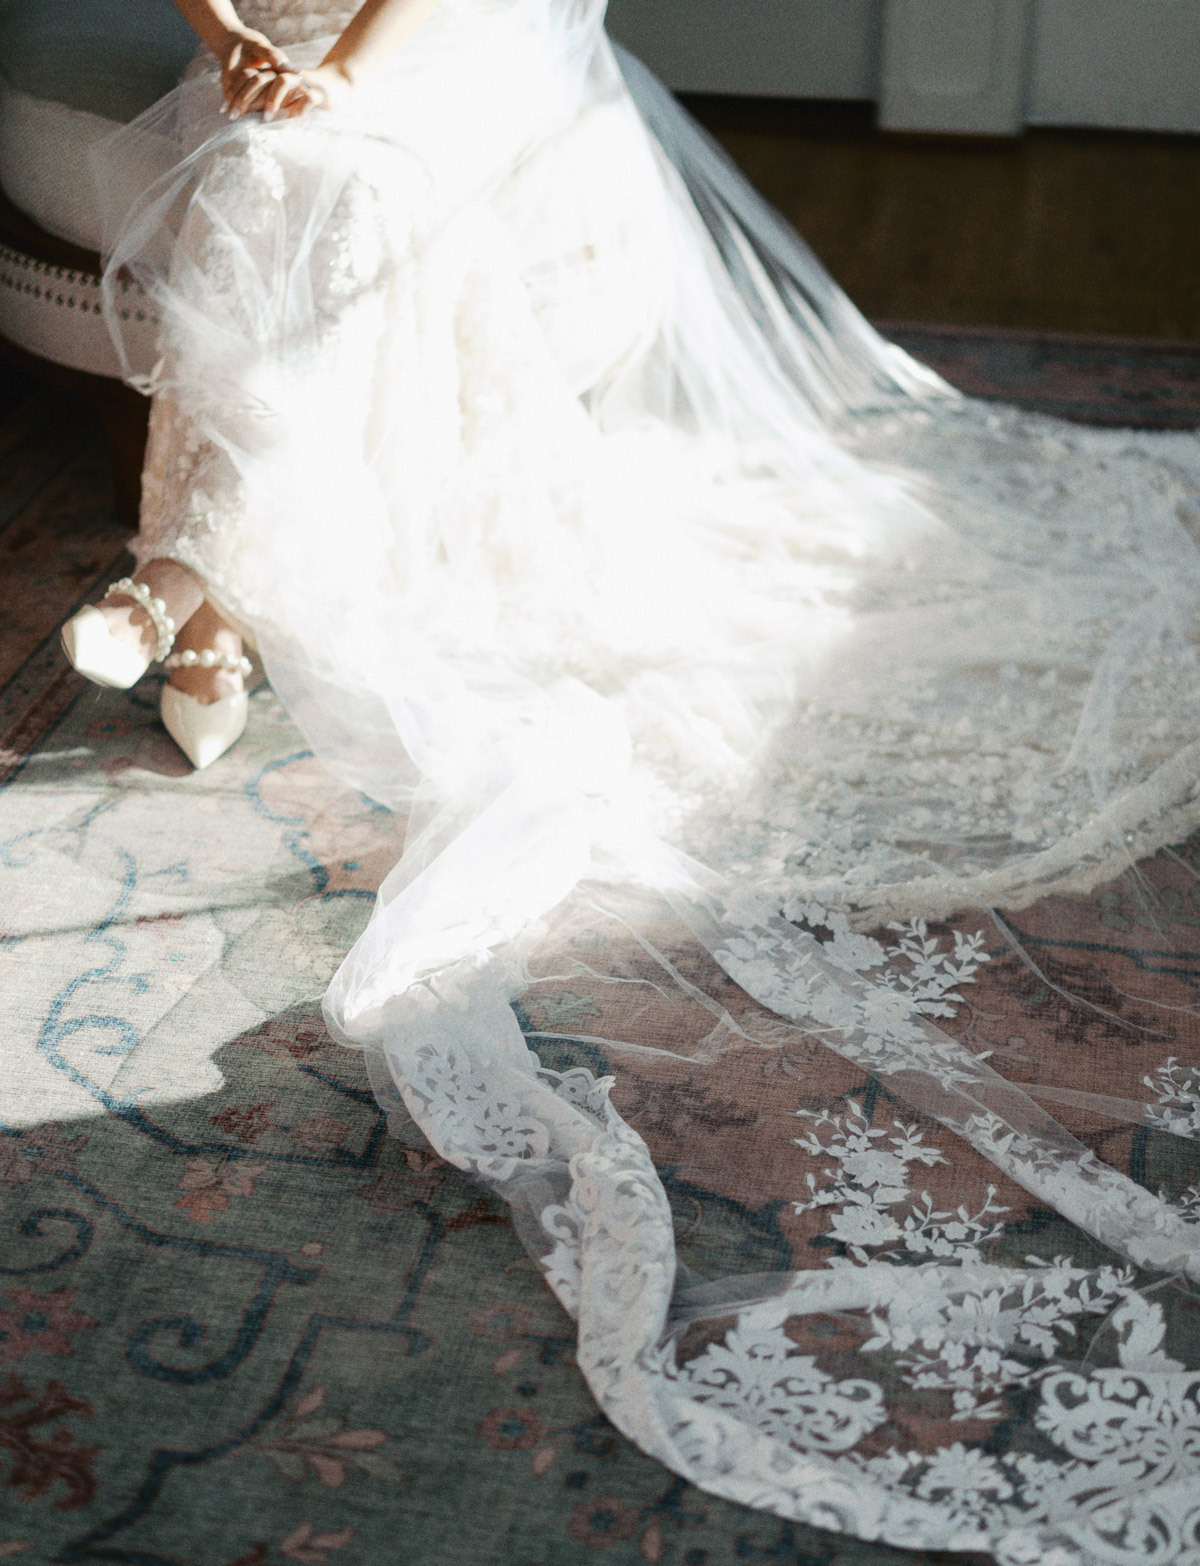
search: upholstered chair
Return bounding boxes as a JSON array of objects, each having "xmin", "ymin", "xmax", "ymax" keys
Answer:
[{"xmin": 0, "ymin": 0, "xmax": 194, "ymax": 521}]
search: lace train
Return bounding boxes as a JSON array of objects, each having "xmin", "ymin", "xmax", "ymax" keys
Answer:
[{"xmin": 94, "ymin": 2, "xmax": 1200, "ymax": 1559}]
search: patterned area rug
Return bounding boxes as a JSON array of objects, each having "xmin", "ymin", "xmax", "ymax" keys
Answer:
[
  {"xmin": 882, "ymin": 323, "xmax": 1200, "ymax": 429},
  {"xmin": 2, "ymin": 330, "xmax": 1199, "ymax": 1566}
]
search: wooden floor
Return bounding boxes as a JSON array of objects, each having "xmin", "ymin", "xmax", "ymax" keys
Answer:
[{"xmin": 685, "ymin": 98, "xmax": 1200, "ymax": 342}]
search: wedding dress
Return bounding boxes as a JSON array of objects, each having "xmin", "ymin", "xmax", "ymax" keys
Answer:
[{"xmin": 93, "ymin": 2, "xmax": 1200, "ymax": 1561}]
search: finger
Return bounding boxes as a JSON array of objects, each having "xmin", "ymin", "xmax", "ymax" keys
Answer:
[
  {"xmin": 262, "ymin": 73, "xmax": 300, "ymax": 121},
  {"xmin": 224, "ymin": 77, "xmax": 262, "ymax": 116},
  {"xmin": 279, "ymin": 87, "xmax": 314, "ymax": 120},
  {"xmin": 223, "ymin": 40, "xmax": 270, "ymax": 87},
  {"xmin": 294, "ymin": 81, "xmax": 326, "ymax": 112},
  {"xmin": 258, "ymin": 44, "xmax": 293, "ymax": 72},
  {"xmin": 228, "ymin": 69, "xmax": 280, "ymax": 120},
  {"xmin": 227, "ymin": 62, "xmax": 267, "ymax": 95},
  {"xmin": 226, "ymin": 70, "xmax": 265, "ymax": 118},
  {"xmin": 222, "ymin": 66, "xmax": 258, "ymax": 113}
]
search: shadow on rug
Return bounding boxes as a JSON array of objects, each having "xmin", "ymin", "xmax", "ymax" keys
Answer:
[{"xmin": 2, "ymin": 333, "xmax": 1199, "ymax": 1566}]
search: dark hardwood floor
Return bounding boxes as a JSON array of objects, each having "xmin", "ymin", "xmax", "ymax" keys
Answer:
[{"xmin": 685, "ymin": 97, "xmax": 1200, "ymax": 342}]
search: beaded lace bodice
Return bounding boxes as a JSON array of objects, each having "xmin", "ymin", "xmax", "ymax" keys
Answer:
[
  {"xmin": 236, "ymin": 0, "xmax": 478, "ymax": 47},
  {"xmin": 236, "ymin": 0, "xmax": 361, "ymax": 45}
]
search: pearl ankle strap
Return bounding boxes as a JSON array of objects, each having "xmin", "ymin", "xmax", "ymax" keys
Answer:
[
  {"xmin": 163, "ymin": 647, "xmax": 253, "ymax": 676},
  {"xmin": 106, "ymin": 577, "xmax": 177, "ymax": 662}
]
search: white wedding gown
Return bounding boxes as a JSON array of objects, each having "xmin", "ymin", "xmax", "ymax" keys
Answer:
[{"xmin": 95, "ymin": 3, "xmax": 1200, "ymax": 1561}]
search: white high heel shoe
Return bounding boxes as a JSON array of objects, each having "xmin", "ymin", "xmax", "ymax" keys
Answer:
[
  {"xmin": 160, "ymin": 646, "xmax": 253, "ymax": 770},
  {"xmin": 60, "ymin": 577, "xmax": 177, "ymax": 690}
]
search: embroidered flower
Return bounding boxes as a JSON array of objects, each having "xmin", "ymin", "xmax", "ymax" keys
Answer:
[
  {"xmin": 1145, "ymin": 1058, "xmax": 1200, "ymax": 1139},
  {"xmin": 826, "ymin": 1200, "xmax": 904, "ymax": 1249},
  {"xmin": 211, "ymin": 1102, "xmax": 275, "ymax": 1143},
  {"xmin": 0, "ymin": 1126, "xmax": 87, "ymax": 1188},
  {"xmin": 287, "ymin": 1117, "xmax": 351, "ymax": 1154},
  {"xmin": 477, "ymin": 1406, "xmax": 545, "ymax": 1451},
  {"xmin": 566, "ymin": 1497, "xmax": 641, "ymax": 1548},
  {"xmin": 675, "ymin": 1320, "xmax": 887, "ymax": 1452},
  {"xmin": 254, "ymin": 1387, "xmax": 401, "ymax": 1489},
  {"xmin": 236, "ymin": 1015, "xmax": 337, "ymax": 1065},
  {"xmin": 467, "ymin": 1303, "xmax": 533, "ymax": 1342},
  {"xmin": 838, "ymin": 1148, "xmax": 908, "ymax": 1188},
  {"xmin": 0, "ymin": 1289, "xmax": 96, "ymax": 1363},
  {"xmin": 175, "ymin": 1158, "xmax": 267, "ymax": 1223}
]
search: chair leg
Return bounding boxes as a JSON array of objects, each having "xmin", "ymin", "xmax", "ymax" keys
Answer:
[
  {"xmin": 97, "ymin": 387, "xmax": 150, "ymax": 530},
  {"xmin": 0, "ymin": 334, "xmax": 150, "ymax": 530}
]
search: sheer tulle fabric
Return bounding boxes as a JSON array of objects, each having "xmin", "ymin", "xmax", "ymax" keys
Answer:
[{"xmin": 94, "ymin": 2, "xmax": 1200, "ymax": 1560}]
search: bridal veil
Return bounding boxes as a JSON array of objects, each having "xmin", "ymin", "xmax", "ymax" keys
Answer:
[{"xmin": 94, "ymin": 3, "xmax": 1200, "ymax": 1559}]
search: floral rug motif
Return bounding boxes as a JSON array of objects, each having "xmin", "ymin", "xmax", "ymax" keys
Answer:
[{"xmin": 2, "ymin": 340, "xmax": 1199, "ymax": 1566}]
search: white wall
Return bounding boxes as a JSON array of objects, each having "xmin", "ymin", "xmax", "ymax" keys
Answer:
[{"xmin": 604, "ymin": 0, "xmax": 1200, "ymax": 133}]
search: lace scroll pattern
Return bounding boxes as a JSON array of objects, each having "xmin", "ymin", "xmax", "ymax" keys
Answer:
[{"xmin": 343, "ymin": 884, "xmax": 1200, "ymax": 1566}]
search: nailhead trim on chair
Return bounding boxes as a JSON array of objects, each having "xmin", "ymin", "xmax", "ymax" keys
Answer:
[{"xmin": 0, "ymin": 241, "xmax": 158, "ymax": 379}]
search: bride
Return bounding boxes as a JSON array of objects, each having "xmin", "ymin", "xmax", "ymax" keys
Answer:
[{"xmin": 60, "ymin": 0, "xmax": 1200, "ymax": 1560}]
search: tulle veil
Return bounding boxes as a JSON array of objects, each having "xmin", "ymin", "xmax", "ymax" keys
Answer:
[{"xmin": 92, "ymin": 3, "xmax": 1200, "ymax": 1559}]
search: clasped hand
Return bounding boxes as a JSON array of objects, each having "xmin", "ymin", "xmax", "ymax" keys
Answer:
[{"xmin": 221, "ymin": 31, "xmax": 352, "ymax": 121}]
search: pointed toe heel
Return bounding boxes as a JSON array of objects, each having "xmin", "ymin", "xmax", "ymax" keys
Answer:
[
  {"xmin": 61, "ymin": 577, "xmax": 178, "ymax": 691},
  {"xmin": 161, "ymin": 684, "xmax": 249, "ymax": 770},
  {"xmin": 61, "ymin": 606, "xmax": 153, "ymax": 690}
]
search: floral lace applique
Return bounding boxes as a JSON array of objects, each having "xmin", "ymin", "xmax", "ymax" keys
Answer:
[
  {"xmin": 710, "ymin": 899, "xmax": 992, "ymax": 1091},
  {"xmin": 794, "ymin": 1105, "xmax": 1004, "ymax": 1265},
  {"xmin": 786, "ymin": 906, "xmax": 991, "ymax": 1019},
  {"xmin": 1146, "ymin": 1057, "xmax": 1200, "ymax": 1140},
  {"xmin": 792, "ymin": 1106, "xmax": 1139, "ymax": 1422}
]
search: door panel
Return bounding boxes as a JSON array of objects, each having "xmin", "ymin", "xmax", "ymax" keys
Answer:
[{"xmin": 879, "ymin": 0, "xmax": 1029, "ymax": 133}]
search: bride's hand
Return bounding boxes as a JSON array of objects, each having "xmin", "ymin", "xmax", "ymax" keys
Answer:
[
  {"xmin": 219, "ymin": 30, "xmax": 294, "ymax": 115},
  {"xmin": 256, "ymin": 63, "xmax": 355, "ymax": 120}
]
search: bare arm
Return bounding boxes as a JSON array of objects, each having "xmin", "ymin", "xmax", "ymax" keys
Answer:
[
  {"xmin": 170, "ymin": 0, "xmax": 297, "ymax": 108},
  {"xmin": 322, "ymin": 0, "xmax": 442, "ymax": 88},
  {"xmin": 171, "ymin": 0, "xmax": 256, "ymax": 58}
]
